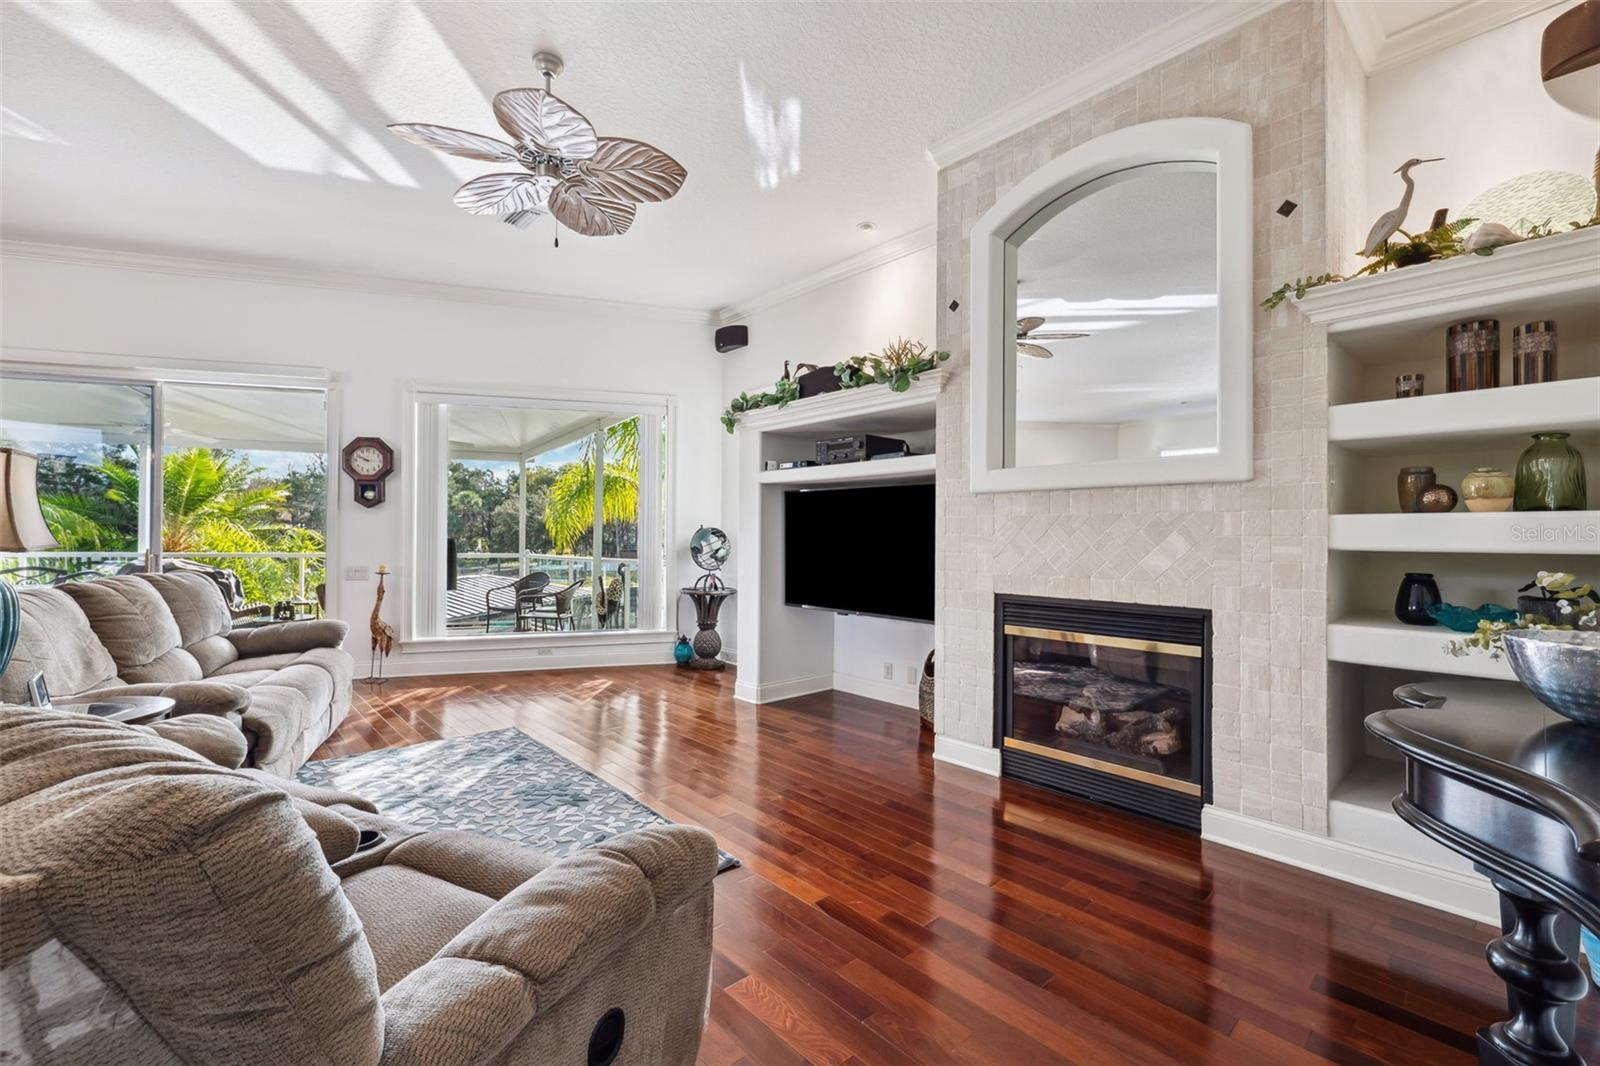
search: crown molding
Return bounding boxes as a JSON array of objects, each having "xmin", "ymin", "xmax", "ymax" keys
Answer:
[
  {"xmin": 712, "ymin": 225, "xmax": 934, "ymax": 326},
  {"xmin": 0, "ymin": 239, "xmax": 716, "ymax": 324},
  {"xmin": 925, "ymin": 0, "xmax": 1286, "ymax": 169},
  {"xmin": 1336, "ymin": 0, "xmax": 1567, "ymax": 74}
]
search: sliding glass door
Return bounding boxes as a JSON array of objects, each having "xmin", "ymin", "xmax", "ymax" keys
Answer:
[{"xmin": 1, "ymin": 372, "xmax": 329, "ymax": 621}]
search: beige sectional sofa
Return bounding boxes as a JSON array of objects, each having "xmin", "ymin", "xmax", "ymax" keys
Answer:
[
  {"xmin": 0, "ymin": 572, "xmax": 353, "ymax": 775},
  {"xmin": 0, "ymin": 708, "xmax": 717, "ymax": 1065}
]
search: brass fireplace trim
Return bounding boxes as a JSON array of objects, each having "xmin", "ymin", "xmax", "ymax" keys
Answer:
[
  {"xmin": 1003, "ymin": 737, "xmax": 1204, "ymax": 796},
  {"xmin": 1003, "ymin": 624, "xmax": 1202, "ymax": 659}
]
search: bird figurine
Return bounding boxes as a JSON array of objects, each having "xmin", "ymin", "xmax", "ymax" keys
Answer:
[
  {"xmin": 1362, "ymin": 157, "xmax": 1443, "ymax": 257},
  {"xmin": 368, "ymin": 564, "xmax": 397, "ymax": 683}
]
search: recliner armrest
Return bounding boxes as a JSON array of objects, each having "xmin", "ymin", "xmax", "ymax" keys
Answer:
[
  {"xmin": 378, "ymin": 825, "xmax": 718, "ymax": 1065},
  {"xmin": 75, "ymin": 680, "xmax": 251, "ymax": 719},
  {"xmin": 228, "ymin": 618, "xmax": 349, "ymax": 657}
]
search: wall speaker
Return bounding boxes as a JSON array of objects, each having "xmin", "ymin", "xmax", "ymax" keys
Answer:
[{"xmin": 714, "ymin": 325, "xmax": 749, "ymax": 353}]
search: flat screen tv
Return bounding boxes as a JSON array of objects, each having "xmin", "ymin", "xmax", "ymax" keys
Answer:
[{"xmin": 784, "ymin": 482, "xmax": 934, "ymax": 623}]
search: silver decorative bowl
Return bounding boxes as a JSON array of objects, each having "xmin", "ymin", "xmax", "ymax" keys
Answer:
[{"xmin": 1502, "ymin": 629, "xmax": 1600, "ymax": 728}]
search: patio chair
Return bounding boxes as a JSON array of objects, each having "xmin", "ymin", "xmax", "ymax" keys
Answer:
[
  {"xmin": 521, "ymin": 578, "xmax": 585, "ymax": 631},
  {"xmin": 484, "ymin": 571, "xmax": 550, "ymax": 632}
]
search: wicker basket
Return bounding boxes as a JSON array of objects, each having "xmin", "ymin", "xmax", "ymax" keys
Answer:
[{"xmin": 917, "ymin": 650, "xmax": 935, "ymax": 730}]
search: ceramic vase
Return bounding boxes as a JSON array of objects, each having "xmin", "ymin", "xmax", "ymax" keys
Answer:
[
  {"xmin": 673, "ymin": 635, "xmax": 694, "ymax": 665},
  {"xmin": 1395, "ymin": 573, "xmax": 1442, "ymax": 626},
  {"xmin": 1514, "ymin": 432, "xmax": 1587, "ymax": 511},
  {"xmin": 1420, "ymin": 486, "xmax": 1458, "ymax": 512},
  {"xmin": 1397, "ymin": 467, "xmax": 1436, "ymax": 513},
  {"xmin": 1460, "ymin": 467, "xmax": 1515, "ymax": 512}
]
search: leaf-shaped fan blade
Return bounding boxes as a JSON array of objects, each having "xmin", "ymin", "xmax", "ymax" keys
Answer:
[
  {"xmin": 1017, "ymin": 342, "xmax": 1054, "ymax": 360},
  {"xmin": 388, "ymin": 123, "xmax": 520, "ymax": 163},
  {"xmin": 580, "ymin": 138, "xmax": 687, "ymax": 203},
  {"xmin": 550, "ymin": 180, "xmax": 636, "ymax": 236},
  {"xmin": 493, "ymin": 89, "xmax": 597, "ymax": 159},
  {"xmin": 1029, "ymin": 331, "xmax": 1089, "ymax": 341},
  {"xmin": 1016, "ymin": 316, "xmax": 1046, "ymax": 336},
  {"xmin": 453, "ymin": 173, "xmax": 555, "ymax": 216}
]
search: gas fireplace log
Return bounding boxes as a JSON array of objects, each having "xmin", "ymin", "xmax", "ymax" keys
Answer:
[{"xmin": 1054, "ymin": 704, "xmax": 1183, "ymax": 756}]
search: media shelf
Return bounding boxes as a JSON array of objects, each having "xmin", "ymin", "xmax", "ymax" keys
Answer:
[{"xmin": 757, "ymin": 453, "xmax": 935, "ymax": 486}]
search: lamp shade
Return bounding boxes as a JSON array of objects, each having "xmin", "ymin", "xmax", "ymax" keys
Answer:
[
  {"xmin": 0, "ymin": 448, "xmax": 59, "ymax": 552},
  {"xmin": 1543, "ymin": 0, "xmax": 1600, "ymax": 116}
]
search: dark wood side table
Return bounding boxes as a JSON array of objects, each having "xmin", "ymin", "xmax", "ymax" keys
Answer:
[
  {"xmin": 1367, "ymin": 694, "xmax": 1598, "ymax": 1066},
  {"xmin": 55, "ymin": 695, "xmax": 176, "ymax": 726}
]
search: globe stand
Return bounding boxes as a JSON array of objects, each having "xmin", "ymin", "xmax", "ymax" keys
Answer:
[{"xmin": 680, "ymin": 586, "xmax": 734, "ymax": 670}]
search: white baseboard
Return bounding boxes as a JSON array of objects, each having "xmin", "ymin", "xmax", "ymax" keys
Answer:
[
  {"xmin": 1202, "ymin": 807, "xmax": 1498, "ymax": 924},
  {"xmin": 378, "ymin": 635, "xmax": 674, "ymax": 678},
  {"xmin": 831, "ymin": 671, "xmax": 919, "ymax": 710},
  {"xmin": 932, "ymin": 735, "xmax": 1001, "ymax": 777},
  {"xmin": 732, "ymin": 673, "xmax": 834, "ymax": 705}
]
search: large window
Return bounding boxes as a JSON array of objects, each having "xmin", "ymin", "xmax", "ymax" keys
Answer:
[
  {"xmin": 412, "ymin": 391, "xmax": 667, "ymax": 638},
  {"xmin": 0, "ymin": 373, "xmax": 329, "ymax": 619}
]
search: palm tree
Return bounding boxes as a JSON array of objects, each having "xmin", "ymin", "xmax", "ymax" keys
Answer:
[
  {"xmin": 40, "ymin": 449, "xmax": 323, "ymax": 603},
  {"xmin": 543, "ymin": 419, "xmax": 640, "ymax": 555}
]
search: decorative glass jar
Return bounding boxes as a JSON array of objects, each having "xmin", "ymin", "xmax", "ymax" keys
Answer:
[{"xmin": 1514, "ymin": 432, "xmax": 1587, "ymax": 511}]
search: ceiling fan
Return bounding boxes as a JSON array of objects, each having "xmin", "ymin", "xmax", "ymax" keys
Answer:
[
  {"xmin": 1015, "ymin": 317, "xmax": 1089, "ymax": 360},
  {"xmin": 388, "ymin": 50, "xmax": 686, "ymax": 240}
]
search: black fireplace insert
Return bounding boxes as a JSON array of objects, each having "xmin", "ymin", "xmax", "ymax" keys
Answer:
[{"xmin": 994, "ymin": 594, "xmax": 1211, "ymax": 830}]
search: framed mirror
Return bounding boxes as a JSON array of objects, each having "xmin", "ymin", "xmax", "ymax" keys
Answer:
[{"xmin": 969, "ymin": 118, "xmax": 1253, "ymax": 492}]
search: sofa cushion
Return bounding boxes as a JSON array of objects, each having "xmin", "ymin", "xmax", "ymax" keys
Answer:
[
  {"xmin": 0, "ymin": 587, "xmax": 121, "ymax": 704},
  {"xmin": 341, "ymin": 865, "xmax": 494, "ymax": 991},
  {"xmin": 139, "ymin": 572, "xmax": 241, "ymax": 675},
  {"xmin": 0, "ymin": 710, "xmax": 383, "ymax": 1065},
  {"xmin": 60, "ymin": 577, "xmax": 195, "ymax": 682}
]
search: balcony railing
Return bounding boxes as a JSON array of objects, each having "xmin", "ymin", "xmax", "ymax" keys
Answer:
[
  {"xmin": 452, "ymin": 552, "xmax": 638, "ymax": 630},
  {"xmin": 0, "ymin": 550, "xmax": 327, "ymax": 606}
]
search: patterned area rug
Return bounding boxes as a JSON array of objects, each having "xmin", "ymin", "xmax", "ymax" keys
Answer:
[{"xmin": 298, "ymin": 728, "xmax": 738, "ymax": 872}]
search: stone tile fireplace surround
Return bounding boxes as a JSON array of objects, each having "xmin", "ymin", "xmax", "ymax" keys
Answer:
[{"xmin": 934, "ymin": 1, "xmax": 1363, "ymax": 838}]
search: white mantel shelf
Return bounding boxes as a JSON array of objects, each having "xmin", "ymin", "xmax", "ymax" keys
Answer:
[
  {"xmin": 1329, "ymin": 511, "xmax": 1600, "ymax": 554},
  {"xmin": 735, "ymin": 371, "xmax": 943, "ymax": 436},
  {"xmin": 1296, "ymin": 227, "xmax": 1600, "ymax": 332}
]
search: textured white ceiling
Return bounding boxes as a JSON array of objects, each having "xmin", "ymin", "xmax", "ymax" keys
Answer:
[{"xmin": 0, "ymin": 0, "xmax": 1194, "ymax": 313}]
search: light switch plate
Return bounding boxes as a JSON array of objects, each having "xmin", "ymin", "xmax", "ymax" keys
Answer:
[{"xmin": 344, "ymin": 565, "xmax": 370, "ymax": 581}]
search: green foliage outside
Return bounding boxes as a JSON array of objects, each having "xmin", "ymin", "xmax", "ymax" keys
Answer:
[
  {"xmin": 449, "ymin": 418, "xmax": 639, "ymax": 564},
  {"xmin": 36, "ymin": 448, "xmax": 326, "ymax": 606}
]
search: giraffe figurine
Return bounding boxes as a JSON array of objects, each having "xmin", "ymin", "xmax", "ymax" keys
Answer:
[{"xmin": 368, "ymin": 564, "xmax": 397, "ymax": 684}]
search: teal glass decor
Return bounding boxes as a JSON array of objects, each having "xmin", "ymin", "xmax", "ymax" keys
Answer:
[
  {"xmin": 673, "ymin": 635, "xmax": 693, "ymax": 666},
  {"xmin": 1514, "ymin": 431, "xmax": 1587, "ymax": 511},
  {"xmin": 1427, "ymin": 602, "xmax": 1518, "ymax": 633},
  {"xmin": 0, "ymin": 579, "xmax": 18, "ymax": 678}
]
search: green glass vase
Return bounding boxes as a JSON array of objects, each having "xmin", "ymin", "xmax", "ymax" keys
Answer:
[{"xmin": 1514, "ymin": 432, "xmax": 1587, "ymax": 511}]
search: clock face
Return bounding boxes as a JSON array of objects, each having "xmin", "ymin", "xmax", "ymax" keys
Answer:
[{"xmin": 349, "ymin": 445, "xmax": 385, "ymax": 477}]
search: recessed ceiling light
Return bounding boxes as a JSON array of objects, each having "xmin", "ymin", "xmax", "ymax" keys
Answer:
[{"xmin": 856, "ymin": 221, "xmax": 875, "ymax": 231}]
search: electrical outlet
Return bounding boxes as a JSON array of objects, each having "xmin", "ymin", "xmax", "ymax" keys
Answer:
[
  {"xmin": 882, "ymin": 661, "xmax": 894, "ymax": 680},
  {"xmin": 536, "ymin": 647, "xmax": 554, "ymax": 657},
  {"xmin": 344, "ymin": 565, "xmax": 370, "ymax": 581},
  {"xmin": 907, "ymin": 663, "xmax": 917, "ymax": 682}
]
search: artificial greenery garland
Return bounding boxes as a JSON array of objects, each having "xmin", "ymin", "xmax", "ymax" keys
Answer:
[
  {"xmin": 1262, "ymin": 215, "xmax": 1599, "ymax": 311},
  {"xmin": 721, "ymin": 338, "xmax": 949, "ymax": 433}
]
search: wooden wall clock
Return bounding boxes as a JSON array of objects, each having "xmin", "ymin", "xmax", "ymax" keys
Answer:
[{"xmin": 341, "ymin": 437, "xmax": 394, "ymax": 508}]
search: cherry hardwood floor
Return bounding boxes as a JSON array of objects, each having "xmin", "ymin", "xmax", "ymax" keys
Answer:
[{"xmin": 314, "ymin": 666, "xmax": 1598, "ymax": 1065}]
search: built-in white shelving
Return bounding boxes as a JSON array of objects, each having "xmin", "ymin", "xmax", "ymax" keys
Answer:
[
  {"xmin": 1329, "ymin": 511, "xmax": 1600, "ymax": 554},
  {"xmin": 757, "ymin": 452, "xmax": 936, "ymax": 486},
  {"xmin": 1327, "ymin": 614, "xmax": 1515, "ymax": 680},
  {"xmin": 1328, "ymin": 377, "xmax": 1600, "ymax": 451}
]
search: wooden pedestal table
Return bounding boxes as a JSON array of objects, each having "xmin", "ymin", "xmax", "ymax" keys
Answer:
[
  {"xmin": 680, "ymin": 586, "xmax": 734, "ymax": 671},
  {"xmin": 1367, "ymin": 684, "xmax": 1597, "ymax": 1066}
]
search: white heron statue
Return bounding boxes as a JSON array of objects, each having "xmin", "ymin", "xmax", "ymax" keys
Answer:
[{"xmin": 1362, "ymin": 157, "xmax": 1443, "ymax": 257}]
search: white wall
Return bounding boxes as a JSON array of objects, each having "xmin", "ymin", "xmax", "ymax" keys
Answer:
[
  {"xmin": 1364, "ymin": 5, "xmax": 1599, "ymax": 237},
  {"xmin": 0, "ymin": 253, "xmax": 726, "ymax": 676},
  {"xmin": 717, "ymin": 243, "xmax": 936, "ymax": 703}
]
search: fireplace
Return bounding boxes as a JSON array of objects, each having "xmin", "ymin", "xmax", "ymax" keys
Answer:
[{"xmin": 994, "ymin": 595, "xmax": 1211, "ymax": 830}]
